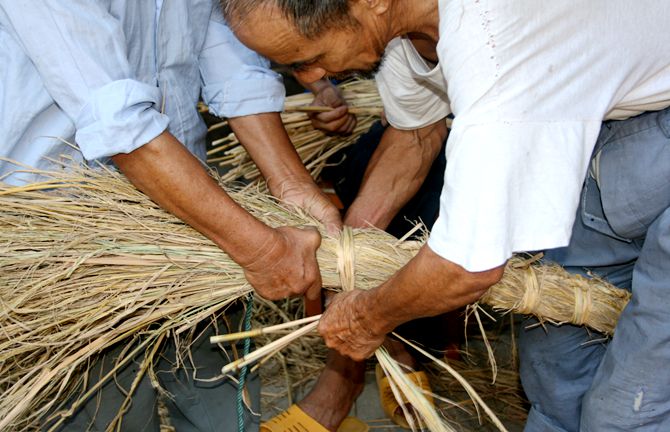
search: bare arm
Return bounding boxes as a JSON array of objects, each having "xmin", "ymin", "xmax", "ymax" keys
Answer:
[
  {"xmin": 318, "ymin": 246, "xmax": 505, "ymax": 361},
  {"xmin": 345, "ymin": 120, "xmax": 448, "ymax": 229},
  {"xmin": 317, "ymin": 119, "xmax": 504, "ymax": 361},
  {"xmin": 112, "ymin": 131, "xmax": 323, "ymax": 301},
  {"xmin": 228, "ymin": 112, "xmax": 342, "ymax": 233}
]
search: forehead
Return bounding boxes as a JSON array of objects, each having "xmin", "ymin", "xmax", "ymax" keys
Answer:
[{"xmin": 231, "ymin": 4, "xmax": 319, "ymax": 63}]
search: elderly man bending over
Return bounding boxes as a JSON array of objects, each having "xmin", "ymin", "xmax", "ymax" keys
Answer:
[{"xmin": 223, "ymin": 1, "xmax": 670, "ymax": 431}]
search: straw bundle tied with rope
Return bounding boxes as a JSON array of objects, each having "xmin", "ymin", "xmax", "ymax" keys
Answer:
[
  {"xmin": 205, "ymin": 79, "xmax": 383, "ymax": 183},
  {"xmin": 0, "ymin": 165, "xmax": 630, "ymax": 430}
]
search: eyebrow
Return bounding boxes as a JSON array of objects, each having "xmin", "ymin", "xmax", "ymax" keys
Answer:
[{"xmin": 289, "ymin": 55, "xmax": 322, "ymax": 72}]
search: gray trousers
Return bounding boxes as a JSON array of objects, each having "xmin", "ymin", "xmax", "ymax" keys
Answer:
[
  {"xmin": 51, "ymin": 310, "xmax": 261, "ymax": 432},
  {"xmin": 519, "ymin": 106, "xmax": 670, "ymax": 431}
]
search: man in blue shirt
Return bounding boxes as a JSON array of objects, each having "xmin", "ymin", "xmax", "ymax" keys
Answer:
[{"xmin": 0, "ymin": 1, "xmax": 341, "ymax": 430}]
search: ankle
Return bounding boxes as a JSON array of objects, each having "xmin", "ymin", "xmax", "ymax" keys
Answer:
[{"xmin": 383, "ymin": 338, "xmax": 418, "ymax": 369}]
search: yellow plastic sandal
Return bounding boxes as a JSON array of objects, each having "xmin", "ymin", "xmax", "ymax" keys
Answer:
[
  {"xmin": 261, "ymin": 404, "xmax": 369, "ymax": 432},
  {"xmin": 337, "ymin": 416, "xmax": 369, "ymax": 432},
  {"xmin": 375, "ymin": 364, "xmax": 434, "ymax": 429}
]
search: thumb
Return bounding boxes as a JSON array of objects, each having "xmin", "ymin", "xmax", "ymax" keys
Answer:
[{"xmin": 318, "ymin": 207, "xmax": 343, "ymax": 237}]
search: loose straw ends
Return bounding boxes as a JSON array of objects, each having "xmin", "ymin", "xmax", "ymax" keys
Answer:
[
  {"xmin": 220, "ymin": 320, "xmax": 320, "ymax": 375},
  {"xmin": 209, "ymin": 314, "xmax": 321, "ymax": 344},
  {"xmin": 284, "ymin": 105, "xmax": 383, "ymax": 116},
  {"xmin": 206, "ymin": 78, "xmax": 383, "ymax": 183}
]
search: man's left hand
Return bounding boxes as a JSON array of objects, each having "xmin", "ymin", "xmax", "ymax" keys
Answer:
[
  {"xmin": 318, "ymin": 289, "xmax": 386, "ymax": 361},
  {"xmin": 308, "ymin": 80, "xmax": 357, "ymax": 135},
  {"xmin": 269, "ymin": 175, "xmax": 342, "ymax": 235}
]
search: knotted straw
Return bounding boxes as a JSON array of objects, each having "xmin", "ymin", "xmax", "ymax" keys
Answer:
[
  {"xmin": 480, "ymin": 257, "xmax": 630, "ymax": 335},
  {"xmin": 333, "ymin": 229, "xmax": 470, "ymax": 431},
  {"xmin": 572, "ymin": 285, "xmax": 593, "ymax": 327},
  {"xmin": 336, "ymin": 226, "xmax": 356, "ymax": 293},
  {"xmin": 515, "ymin": 265, "xmax": 542, "ymax": 315}
]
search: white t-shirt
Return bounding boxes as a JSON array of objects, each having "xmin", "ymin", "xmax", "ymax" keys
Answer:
[{"xmin": 376, "ymin": 0, "xmax": 670, "ymax": 271}]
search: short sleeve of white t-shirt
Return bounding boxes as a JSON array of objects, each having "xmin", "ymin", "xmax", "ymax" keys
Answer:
[
  {"xmin": 376, "ymin": 38, "xmax": 451, "ymax": 130},
  {"xmin": 381, "ymin": 0, "xmax": 670, "ymax": 271},
  {"xmin": 427, "ymin": 120, "xmax": 602, "ymax": 270}
]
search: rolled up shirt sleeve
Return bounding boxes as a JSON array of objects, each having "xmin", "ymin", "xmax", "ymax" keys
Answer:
[
  {"xmin": 199, "ymin": 4, "xmax": 285, "ymax": 118},
  {"xmin": 0, "ymin": 0, "xmax": 169, "ymax": 160}
]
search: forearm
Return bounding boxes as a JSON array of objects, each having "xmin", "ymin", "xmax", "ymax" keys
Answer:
[
  {"xmin": 228, "ymin": 112, "xmax": 342, "ymax": 232},
  {"xmin": 318, "ymin": 244, "xmax": 505, "ymax": 360},
  {"xmin": 112, "ymin": 131, "xmax": 274, "ymax": 266},
  {"xmin": 228, "ymin": 112, "xmax": 314, "ymax": 194},
  {"xmin": 345, "ymin": 121, "xmax": 447, "ymax": 229},
  {"xmin": 361, "ymin": 245, "xmax": 504, "ymax": 334}
]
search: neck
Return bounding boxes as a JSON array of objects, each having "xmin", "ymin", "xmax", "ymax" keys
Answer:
[{"xmin": 388, "ymin": 0, "xmax": 440, "ymax": 42}]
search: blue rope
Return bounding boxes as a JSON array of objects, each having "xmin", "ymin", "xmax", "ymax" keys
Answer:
[{"xmin": 237, "ymin": 294, "xmax": 254, "ymax": 432}]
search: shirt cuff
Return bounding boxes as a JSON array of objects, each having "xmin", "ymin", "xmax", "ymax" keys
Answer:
[
  {"xmin": 75, "ymin": 79, "xmax": 170, "ymax": 160},
  {"xmin": 203, "ymin": 75, "xmax": 285, "ymax": 118}
]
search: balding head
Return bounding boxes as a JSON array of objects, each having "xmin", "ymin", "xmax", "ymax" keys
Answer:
[
  {"xmin": 222, "ymin": 0, "xmax": 357, "ymax": 39},
  {"xmin": 222, "ymin": 0, "xmax": 402, "ymax": 84}
]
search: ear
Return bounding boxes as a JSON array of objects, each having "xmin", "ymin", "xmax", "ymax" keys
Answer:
[{"xmin": 352, "ymin": 0, "xmax": 389, "ymax": 16}]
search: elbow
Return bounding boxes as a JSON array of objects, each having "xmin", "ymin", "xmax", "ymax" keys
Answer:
[
  {"xmin": 418, "ymin": 245, "xmax": 506, "ymax": 311},
  {"xmin": 466, "ymin": 265, "xmax": 505, "ymax": 302}
]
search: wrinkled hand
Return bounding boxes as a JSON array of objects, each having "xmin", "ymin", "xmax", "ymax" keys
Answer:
[
  {"xmin": 269, "ymin": 175, "xmax": 343, "ymax": 235},
  {"xmin": 309, "ymin": 83, "xmax": 357, "ymax": 134},
  {"xmin": 242, "ymin": 226, "xmax": 322, "ymax": 301},
  {"xmin": 318, "ymin": 289, "xmax": 386, "ymax": 361}
]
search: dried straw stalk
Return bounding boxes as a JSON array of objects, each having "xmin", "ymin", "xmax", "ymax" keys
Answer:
[
  {"xmin": 0, "ymin": 166, "xmax": 629, "ymax": 430},
  {"xmin": 254, "ymin": 297, "xmax": 528, "ymax": 430},
  {"xmin": 205, "ymin": 79, "xmax": 382, "ymax": 183}
]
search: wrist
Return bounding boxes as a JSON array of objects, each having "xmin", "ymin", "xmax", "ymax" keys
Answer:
[
  {"xmin": 267, "ymin": 173, "xmax": 316, "ymax": 199},
  {"xmin": 230, "ymin": 224, "xmax": 281, "ymax": 269},
  {"xmin": 356, "ymin": 288, "xmax": 397, "ymax": 336},
  {"xmin": 345, "ymin": 197, "xmax": 396, "ymax": 230}
]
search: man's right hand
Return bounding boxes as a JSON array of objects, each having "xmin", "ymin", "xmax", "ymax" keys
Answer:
[
  {"xmin": 113, "ymin": 132, "xmax": 325, "ymax": 303},
  {"xmin": 241, "ymin": 226, "xmax": 323, "ymax": 301}
]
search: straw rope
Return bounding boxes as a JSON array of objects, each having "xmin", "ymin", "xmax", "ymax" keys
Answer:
[
  {"xmin": 0, "ymin": 166, "xmax": 631, "ymax": 430},
  {"xmin": 337, "ymin": 226, "xmax": 356, "ymax": 292},
  {"xmin": 516, "ymin": 265, "xmax": 541, "ymax": 315}
]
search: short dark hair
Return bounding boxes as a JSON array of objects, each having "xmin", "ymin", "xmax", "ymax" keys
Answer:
[{"xmin": 222, "ymin": 0, "xmax": 356, "ymax": 39}]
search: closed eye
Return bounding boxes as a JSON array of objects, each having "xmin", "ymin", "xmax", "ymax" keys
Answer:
[{"xmin": 289, "ymin": 56, "xmax": 322, "ymax": 73}]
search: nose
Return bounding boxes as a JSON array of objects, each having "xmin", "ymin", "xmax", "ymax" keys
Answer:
[{"xmin": 294, "ymin": 66, "xmax": 327, "ymax": 84}]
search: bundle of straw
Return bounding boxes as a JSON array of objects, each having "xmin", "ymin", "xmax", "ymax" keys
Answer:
[
  {"xmin": 205, "ymin": 79, "xmax": 383, "ymax": 183},
  {"xmin": 0, "ymin": 166, "xmax": 630, "ymax": 430}
]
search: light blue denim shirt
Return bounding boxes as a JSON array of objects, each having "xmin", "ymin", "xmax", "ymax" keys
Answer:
[{"xmin": 0, "ymin": 0, "xmax": 284, "ymax": 182}]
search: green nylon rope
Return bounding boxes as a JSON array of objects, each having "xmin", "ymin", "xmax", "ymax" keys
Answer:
[{"xmin": 237, "ymin": 294, "xmax": 254, "ymax": 432}]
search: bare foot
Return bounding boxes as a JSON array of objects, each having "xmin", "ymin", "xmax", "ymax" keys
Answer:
[
  {"xmin": 298, "ymin": 350, "xmax": 366, "ymax": 431},
  {"xmin": 298, "ymin": 337, "xmax": 420, "ymax": 431}
]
